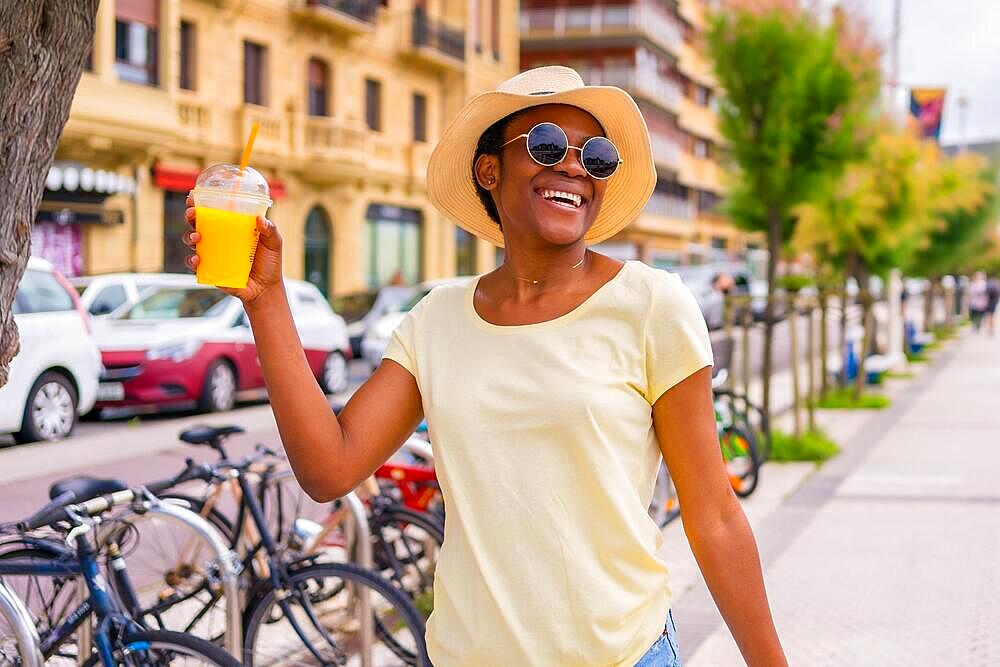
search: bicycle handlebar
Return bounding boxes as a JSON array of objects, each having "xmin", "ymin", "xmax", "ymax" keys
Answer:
[{"xmin": 17, "ymin": 489, "xmax": 137, "ymax": 532}]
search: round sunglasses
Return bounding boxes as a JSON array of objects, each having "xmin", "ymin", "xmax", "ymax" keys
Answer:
[{"xmin": 500, "ymin": 122, "xmax": 622, "ymax": 180}]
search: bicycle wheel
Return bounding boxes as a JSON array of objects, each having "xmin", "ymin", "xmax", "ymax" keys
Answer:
[
  {"xmin": 720, "ymin": 425, "xmax": 761, "ymax": 498},
  {"xmin": 243, "ymin": 562, "xmax": 428, "ymax": 666},
  {"xmin": 369, "ymin": 506, "xmax": 443, "ymax": 619},
  {"xmin": 0, "ymin": 542, "xmax": 80, "ymax": 665},
  {"xmin": 647, "ymin": 462, "xmax": 680, "ymax": 528},
  {"xmin": 81, "ymin": 628, "xmax": 239, "ymax": 666},
  {"xmin": 116, "ymin": 495, "xmax": 234, "ymax": 645}
]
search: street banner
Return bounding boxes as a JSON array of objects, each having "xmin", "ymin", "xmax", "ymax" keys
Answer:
[{"xmin": 909, "ymin": 88, "xmax": 946, "ymax": 141}]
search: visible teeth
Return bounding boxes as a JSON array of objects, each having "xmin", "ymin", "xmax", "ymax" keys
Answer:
[{"xmin": 541, "ymin": 190, "xmax": 582, "ymax": 207}]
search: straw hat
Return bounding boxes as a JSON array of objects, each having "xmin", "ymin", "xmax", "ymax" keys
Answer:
[{"xmin": 426, "ymin": 66, "xmax": 656, "ymax": 248}]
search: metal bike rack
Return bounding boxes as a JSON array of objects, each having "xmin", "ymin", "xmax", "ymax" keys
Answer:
[
  {"xmin": 400, "ymin": 436, "xmax": 435, "ymax": 465},
  {"xmin": 83, "ymin": 493, "xmax": 243, "ymax": 660},
  {"xmin": 0, "ymin": 579, "xmax": 44, "ymax": 667},
  {"xmin": 143, "ymin": 497, "xmax": 243, "ymax": 658},
  {"xmin": 343, "ymin": 491, "xmax": 375, "ymax": 667}
]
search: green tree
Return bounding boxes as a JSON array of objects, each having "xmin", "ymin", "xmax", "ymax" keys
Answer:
[{"xmin": 706, "ymin": 3, "xmax": 867, "ymax": 425}]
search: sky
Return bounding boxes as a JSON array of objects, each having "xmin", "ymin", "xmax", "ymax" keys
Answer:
[{"xmin": 836, "ymin": 0, "xmax": 1000, "ymax": 146}]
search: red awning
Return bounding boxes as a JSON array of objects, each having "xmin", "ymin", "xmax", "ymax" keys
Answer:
[{"xmin": 153, "ymin": 164, "xmax": 286, "ymax": 200}]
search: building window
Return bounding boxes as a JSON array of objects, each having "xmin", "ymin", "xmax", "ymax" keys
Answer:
[
  {"xmin": 490, "ymin": 0, "xmax": 501, "ymax": 59},
  {"xmin": 304, "ymin": 207, "xmax": 333, "ymax": 297},
  {"xmin": 471, "ymin": 0, "xmax": 481, "ymax": 52},
  {"xmin": 456, "ymin": 227, "xmax": 475, "ymax": 276},
  {"xmin": 364, "ymin": 204, "xmax": 422, "ymax": 288},
  {"xmin": 711, "ymin": 236, "xmax": 727, "ymax": 250},
  {"xmin": 180, "ymin": 20, "xmax": 196, "ymax": 90},
  {"xmin": 698, "ymin": 190, "xmax": 721, "ymax": 214},
  {"xmin": 115, "ymin": 0, "xmax": 159, "ymax": 86},
  {"xmin": 695, "ymin": 85, "xmax": 712, "ymax": 106},
  {"xmin": 365, "ymin": 78, "xmax": 382, "ymax": 131},
  {"xmin": 694, "ymin": 138, "xmax": 710, "ymax": 159},
  {"xmin": 413, "ymin": 93, "xmax": 427, "ymax": 143},
  {"xmin": 307, "ymin": 58, "xmax": 330, "ymax": 116},
  {"xmin": 243, "ymin": 40, "xmax": 268, "ymax": 105},
  {"xmin": 163, "ymin": 191, "xmax": 191, "ymax": 273}
]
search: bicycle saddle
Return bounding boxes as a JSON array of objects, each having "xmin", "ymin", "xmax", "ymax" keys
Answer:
[
  {"xmin": 179, "ymin": 425, "xmax": 245, "ymax": 446},
  {"xmin": 49, "ymin": 476, "xmax": 128, "ymax": 503}
]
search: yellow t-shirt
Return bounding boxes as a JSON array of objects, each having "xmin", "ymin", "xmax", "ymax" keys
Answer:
[{"xmin": 383, "ymin": 260, "xmax": 713, "ymax": 666}]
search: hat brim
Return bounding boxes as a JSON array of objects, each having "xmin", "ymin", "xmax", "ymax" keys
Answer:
[{"xmin": 426, "ymin": 86, "xmax": 656, "ymax": 248}]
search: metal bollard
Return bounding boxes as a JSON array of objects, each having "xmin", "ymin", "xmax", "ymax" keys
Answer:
[{"xmin": 343, "ymin": 492, "xmax": 375, "ymax": 667}]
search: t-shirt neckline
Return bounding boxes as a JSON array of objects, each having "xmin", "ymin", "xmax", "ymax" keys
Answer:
[{"xmin": 466, "ymin": 260, "xmax": 633, "ymax": 333}]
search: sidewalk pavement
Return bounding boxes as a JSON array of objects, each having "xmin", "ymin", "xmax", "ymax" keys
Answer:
[{"xmin": 664, "ymin": 327, "xmax": 1000, "ymax": 665}]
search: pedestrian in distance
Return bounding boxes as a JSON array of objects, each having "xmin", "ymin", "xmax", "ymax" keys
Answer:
[
  {"xmin": 969, "ymin": 271, "xmax": 990, "ymax": 332},
  {"xmin": 985, "ymin": 275, "xmax": 1000, "ymax": 336},
  {"xmin": 182, "ymin": 66, "xmax": 786, "ymax": 667}
]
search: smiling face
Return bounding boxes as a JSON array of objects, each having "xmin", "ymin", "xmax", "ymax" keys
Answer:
[{"xmin": 475, "ymin": 104, "xmax": 609, "ymax": 248}]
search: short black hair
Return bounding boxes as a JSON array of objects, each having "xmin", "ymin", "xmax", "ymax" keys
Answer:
[{"xmin": 471, "ymin": 111, "xmax": 523, "ymax": 227}]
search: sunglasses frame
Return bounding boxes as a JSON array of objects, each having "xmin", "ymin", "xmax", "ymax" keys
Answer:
[{"xmin": 500, "ymin": 122, "xmax": 623, "ymax": 180}]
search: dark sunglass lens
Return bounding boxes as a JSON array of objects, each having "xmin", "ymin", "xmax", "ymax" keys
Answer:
[
  {"xmin": 582, "ymin": 137, "xmax": 620, "ymax": 179},
  {"xmin": 526, "ymin": 123, "xmax": 568, "ymax": 166}
]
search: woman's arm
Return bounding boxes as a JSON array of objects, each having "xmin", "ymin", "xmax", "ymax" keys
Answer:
[
  {"xmin": 652, "ymin": 367, "xmax": 787, "ymax": 667},
  {"xmin": 184, "ymin": 200, "xmax": 423, "ymax": 501}
]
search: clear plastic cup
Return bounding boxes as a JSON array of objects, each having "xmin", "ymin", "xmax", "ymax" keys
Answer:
[{"xmin": 191, "ymin": 163, "xmax": 272, "ymax": 289}]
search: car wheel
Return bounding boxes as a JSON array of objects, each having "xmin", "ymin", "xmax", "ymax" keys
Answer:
[
  {"xmin": 320, "ymin": 351, "xmax": 349, "ymax": 395},
  {"xmin": 199, "ymin": 360, "xmax": 237, "ymax": 413},
  {"xmin": 13, "ymin": 372, "xmax": 78, "ymax": 444}
]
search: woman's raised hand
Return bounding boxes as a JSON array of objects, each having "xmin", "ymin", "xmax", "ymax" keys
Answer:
[{"xmin": 183, "ymin": 192, "xmax": 284, "ymax": 305}]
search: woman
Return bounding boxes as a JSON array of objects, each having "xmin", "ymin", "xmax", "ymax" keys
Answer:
[{"xmin": 183, "ymin": 66, "xmax": 786, "ymax": 666}]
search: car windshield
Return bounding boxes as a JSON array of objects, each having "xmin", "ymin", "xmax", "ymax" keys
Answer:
[
  {"xmin": 122, "ymin": 288, "xmax": 230, "ymax": 320},
  {"xmin": 333, "ymin": 291, "xmax": 379, "ymax": 323},
  {"xmin": 399, "ymin": 288, "xmax": 432, "ymax": 312}
]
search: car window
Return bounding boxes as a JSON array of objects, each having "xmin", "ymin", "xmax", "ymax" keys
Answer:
[
  {"xmin": 15, "ymin": 269, "xmax": 74, "ymax": 314},
  {"xmin": 122, "ymin": 288, "xmax": 230, "ymax": 319},
  {"xmin": 332, "ymin": 291, "xmax": 379, "ymax": 323},
  {"xmin": 400, "ymin": 288, "xmax": 432, "ymax": 312},
  {"xmin": 89, "ymin": 284, "xmax": 128, "ymax": 315}
]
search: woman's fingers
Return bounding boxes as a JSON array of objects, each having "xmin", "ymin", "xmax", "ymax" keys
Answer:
[
  {"xmin": 186, "ymin": 254, "xmax": 200, "ymax": 270},
  {"xmin": 186, "ymin": 193, "xmax": 194, "ymax": 208},
  {"xmin": 182, "ymin": 229, "xmax": 201, "ymax": 248}
]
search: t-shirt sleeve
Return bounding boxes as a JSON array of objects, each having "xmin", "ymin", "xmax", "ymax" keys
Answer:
[
  {"xmin": 645, "ymin": 272, "xmax": 714, "ymax": 404},
  {"xmin": 381, "ymin": 292, "xmax": 429, "ymax": 380}
]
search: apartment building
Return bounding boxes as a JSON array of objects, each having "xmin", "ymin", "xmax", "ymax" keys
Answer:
[
  {"xmin": 37, "ymin": 0, "xmax": 518, "ymax": 296},
  {"xmin": 520, "ymin": 0, "xmax": 750, "ymax": 267}
]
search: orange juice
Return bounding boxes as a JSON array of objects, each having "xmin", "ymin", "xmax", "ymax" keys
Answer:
[{"xmin": 195, "ymin": 207, "xmax": 259, "ymax": 289}]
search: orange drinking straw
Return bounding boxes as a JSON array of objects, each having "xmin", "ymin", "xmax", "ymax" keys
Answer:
[{"xmin": 239, "ymin": 121, "xmax": 261, "ymax": 173}]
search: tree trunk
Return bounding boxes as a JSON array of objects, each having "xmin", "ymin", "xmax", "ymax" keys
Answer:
[
  {"xmin": 853, "ymin": 293, "xmax": 874, "ymax": 402},
  {"xmin": 819, "ymin": 287, "xmax": 829, "ymax": 399},
  {"xmin": 761, "ymin": 207, "xmax": 782, "ymax": 432},
  {"xmin": 807, "ymin": 301, "xmax": 816, "ymax": 432},
  {"xmin": 924, "ymin": 278, "xmax": 936, "ymax": 334},
  {"xmin": 788, "ymin": 298, "xmax": 801, "ymax": 438},
  {"xmin": 0, "ymin": 0, "xmax": 98, "ymax": 388}
]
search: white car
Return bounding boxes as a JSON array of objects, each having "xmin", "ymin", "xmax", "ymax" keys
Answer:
[
  {"xmin": 70, "ymin": 272, "xmax": 195, "ymax": 317},
  {"xmin": 0, "ymin": 257, "xmax": 101, "ymax": 443},
  {"xmin": 92, "ymin": 278, "xmax": 352, "ymax": 414},
  {"xmin": 360, "ymin": 277, "xmax": 473, "ymax": 368}
]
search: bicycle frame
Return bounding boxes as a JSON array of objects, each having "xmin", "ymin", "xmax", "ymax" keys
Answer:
[{"xmin": 0, "ymin": 530, "xmax": 139, "ymax": 666}]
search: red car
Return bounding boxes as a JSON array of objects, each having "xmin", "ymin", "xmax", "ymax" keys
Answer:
[{"xmin": 93, "ymin": 279, "xmax": 351, "ymax": 414}]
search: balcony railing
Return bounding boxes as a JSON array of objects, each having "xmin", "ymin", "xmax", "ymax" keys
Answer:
[
  {"xmin": 645, "ymin": 191, "xmax": 695, "ymax": 220},
  {"xmin": 310, "ymin": 0, "xmax": 379, "ymax": 23},
  {"xmin": 520, "ymin": 2, "xmax": 682, "ymax": 53},
  {"xmin": 649, "ymin": 132, "xmax": 682, "ymax": 169},
  {"xmin": 412, "ymin": 7, "xmax": 465, "ymax": 62},
  {"xmin": 578, "ymin": 65, "xmax": 681, "ymax": 112},
  {"xmin": 303, "ymin": 116, "xmax": 366, "ymax": 159}
]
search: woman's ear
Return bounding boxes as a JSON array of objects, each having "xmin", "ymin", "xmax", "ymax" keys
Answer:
[{"xmin": 474, "ymin": 154, "xmax": 499, "ymax": 190}]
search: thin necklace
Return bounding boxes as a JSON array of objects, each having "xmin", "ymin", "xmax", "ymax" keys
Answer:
[{"xmin": 508, "ymin": 252, "xmax": 587, "ymax": 285}]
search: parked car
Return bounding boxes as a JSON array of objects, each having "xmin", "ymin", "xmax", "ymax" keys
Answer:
[
  {"xmin": 70, "ymin": 272, "xmax": 195, "ymax": 318},
  {"xmin": 673, "ymin": 263, "xmax": 752, "ymax": 330},
  {"xmin": 360, "ymin": 277, "xmax": 472, "ymax": 368},
  {"xmin": 92, "ymin": 278, "xmax": 351, "ymax": 414},
  {"xmin": 334, "ymin": 285, "xmax": 416, "ymax": 358},
  {"xmin": 0, "ymin": 257, "xmax": 101, "ymax": 443}
]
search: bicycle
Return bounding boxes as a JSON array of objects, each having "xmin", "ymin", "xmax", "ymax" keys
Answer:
[
  {"xmin": 140, "ymin": 425, "xmax": 430, "ymax": 666},
  {"xmin": 0, "ymin": 486, "xmax": 239, "ymax": 666}
]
